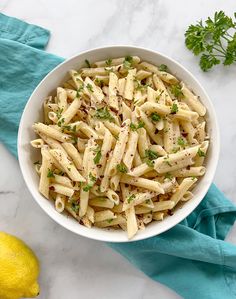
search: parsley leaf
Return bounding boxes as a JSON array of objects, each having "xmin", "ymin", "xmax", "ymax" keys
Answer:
[
  {"xmin": 116, "ymin": 163, "xmax": 128, "ymax": 173},
  {"xmin": 150, "ymin": 112, "xmax": 161, "ymax": 122},
  {"xmin": 170, "ymin": 103, "xmax": 178, "ymax": 114},
  {"xmin": 47, "ymin": 169, "xmax": 55, "ymax": 178},
  {"xmin": 145, "ymin": 149, "xmax": 159, "ymax": 160},
  {"xmin": 144, "ymin": 150, "xmax": 159, "ymax": 168},
  {"xmin": 83, "ymin": 173, "xmax": 97, "ymax": 192},
  {"xmin": 71, "ymin": 201, "xmax": 80, "ymax": 213},
  {"xmin": 123, "ymin": 56, "xmax": 133, "ymax": 69},
  {"xmin": 105, "ymin": 58, "xmax": 112, "ymax": 66},
  {"xmin": 170, "ymin": 84, "xmax": 183, "ymax": 98},
  {"xmin": 85, "ymin": 59, "xmax": 91, "ymax": 68},
  {"xmin": 127, "ymin": 194, "xmax": 136, "ymax": 204},
  {"xmin": 130, "ymin": 121, "xmax": 145, "ymax": 131},
  {"xmin": 185, "ymin": 11, "xmax": 236, "ymax": 71},
  {"xmin": 86, "ymin": 83, "xmax": 94, "ymax": 93},
  {"xmin": 177, "ymin": 137, "xmax": 186, "ymax": 146},
  {"xmin": 197, "ymin": 148, "xmax": 206, "ymax": 157},
  {"xmin": 158, "ymin": 64, "xmax": 168, "ymax": 72},
  {"xmin": 95, "ymin": 107, "xmax": 114, "ymax": 122},
  {"xmin": 93, "ymin": 147, "xmax": 102, "ymax": 164}
]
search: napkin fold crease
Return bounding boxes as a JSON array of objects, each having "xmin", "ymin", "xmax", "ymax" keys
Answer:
[{"xmin": 0, "ymin": 13, "xmax": 236, "ymax": 299}]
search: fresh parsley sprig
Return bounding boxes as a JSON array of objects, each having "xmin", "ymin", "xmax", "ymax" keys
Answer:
[{"xmin": 185, "ymin": 11, "xmax": 236, "ymax": 71}]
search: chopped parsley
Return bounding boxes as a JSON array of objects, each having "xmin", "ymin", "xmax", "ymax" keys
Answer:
[
  {"xmin": 192, "ymin": 176, "xmax": 197, "ymax": 180},
  {"xmin": 57, "ymin": 118, "xmax": 65, "ymax": 127},
  {"xmin": 71, "ymin": 135, "xmax": 78, "ymax": 144},
  {"xmin": 86, "ymin": 83, "xmax": 94, "ymax": 93},
  {"xmin": 71, "ymin": 201, "xmax": 80, "ymax": 213},
  {"xmin": 158, "ymin": 64, "xmax": 168, "ymax": 72},
  {"xmin": 127, "ymin": 194, "xmax": 136, "ymax": 204},
  {"xmin": 85, "ymin": 59, "xmax": 91, "ymax": 68},
  {"xmin": 165, "ymin": 172, "xmax": 173, "ymax": 180},
  {"xmin": 197, "ymin": 148, "xmax": 206, "ymax": 157},
  {"xmin": 172, "ymin": 146, "xmax": 180, "ymax": 153},
  {"xmin": 95, "ymin": 107, "xmax": 114, "ymax": 122},
  {"xmin": 47, "ymin": 169, "xmax": 55, "ymax": 178},
  {"xmin": 105, "ymin": 58, "xmax": 112, "ymax": 66},
  {"xmin": 145, "ymin": 149, "xmax": 159, "ymax": 160},
  {"xmin": 130, "ymin": 121, "xmax": 145, "ymax": 131},
  {"xmin": 55, "ymin": 107, "xmax": 63, "ymax": 119},
  {"xmin": 164, "ymin": 156, "xmax": 172, "ymax": 166},
  {"xmin": 135, "ymin": 80, "xmax": 150, "ymax": 91},
  {"xmin": 107, "ymin": 218, "xmax": 114, "ymax": 223},
  {"xmin": 123, "ymin": 56, "xmax": 133, "ymax": 69},
  {"xmin": 150, "ymin": 112, "xmax": 161, "ymax": 122},
  {"xmin": 83, "ymin": 173, "xmax": 97, "ymax": 192},
  {"xmin": 170, "ymin": 103, "xmax": 179, "ymax": 114},
  {"xmin": 177, "ymin": 137, "xmax": 186, "ymax": 147},
  {"xmin": 144, "ymin": 150, "xmax": 159, "ymax": 168},
  {"xmin": 93, "ymin": 147, "xmax": 102, "ymax": 164},
  {"xmin": 116, "ymin": 163, "xmax": 128, "ymax": 173},
  {"xmin": 170, "ymin": 84, "xmax": 183, "ymax": 98},
  {"xmin": 76, "ymin": 84, "xmax": 84, "ymax": 97}
]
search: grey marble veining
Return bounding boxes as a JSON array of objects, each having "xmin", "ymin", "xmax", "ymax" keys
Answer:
[{"xmin": 0, "ymin": 0, "xmax": 236, "ymax": 298}]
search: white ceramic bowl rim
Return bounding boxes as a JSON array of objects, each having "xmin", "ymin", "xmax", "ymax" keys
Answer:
[{"xmin": 18, "ymin": 45, "xmax": 220, "ymax": 242}]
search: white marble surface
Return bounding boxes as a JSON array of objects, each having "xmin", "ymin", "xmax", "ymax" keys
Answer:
[{"xmin": 0, "ymin": 0, "xmax": 236, "ymax": 298}]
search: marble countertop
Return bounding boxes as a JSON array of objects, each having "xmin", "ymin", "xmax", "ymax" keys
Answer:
[{"xmin": 1, "ymin": 0, "xmax": 236, "ymax": 298}]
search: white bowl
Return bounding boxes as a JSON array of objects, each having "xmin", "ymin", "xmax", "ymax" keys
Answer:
[{"xmin": 18, "ymin": 46, "xmax": 220, "ymax": 242}]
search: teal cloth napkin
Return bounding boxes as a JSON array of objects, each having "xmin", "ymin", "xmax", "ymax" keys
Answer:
[{"xmin": 0, "ymin": 13, "xmax": 236, "ymax": 299}]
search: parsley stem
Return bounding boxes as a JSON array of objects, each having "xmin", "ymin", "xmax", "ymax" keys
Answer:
[{"xmin": 212, "ymin": 45, "xmax": 226, "ymax": 55}]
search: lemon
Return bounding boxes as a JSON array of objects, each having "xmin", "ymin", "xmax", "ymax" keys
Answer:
[{"xmin": 0, "ymin": 232, "xmax": 40, "ymax": 299}]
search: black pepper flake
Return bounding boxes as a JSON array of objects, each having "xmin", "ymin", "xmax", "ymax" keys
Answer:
[
  {"xmin": 49, "ymin": 186, "xmax": 55, "ymax": 191},
  {"xmin": 182, "ymin": 132, "xmax": 188, "ymax": 137},
  {"xmin": 167, "ymin": 209, "xmax": 173, "ymax": 216},
  {"xmin": 97, "ymin": 164, "xmax": 102, "ymax": 168},
  {"xmin": 155, "ymin": 128, "xmax": 159, "ymax": 134}
]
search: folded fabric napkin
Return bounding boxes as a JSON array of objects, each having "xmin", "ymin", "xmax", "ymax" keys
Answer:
[{"xmin": 0, "ymin": 13, "xmax": 236, "ymax": 299}]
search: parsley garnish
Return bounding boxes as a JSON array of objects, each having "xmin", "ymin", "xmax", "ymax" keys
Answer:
[
  {"xmin": 85, "ymin": 59, "xmax": 91, "ymax": 68},
  {"xmin": 165, "ymin": 172, "xmax": 173, "ymax": 180},
  {"xmin": 86, "ymin": 83, "xmax": 94, "ymax": 93},
  {"xmin": 57, "ymin": 118, "xmax": 65, "ymax": 127},
  {"xmin": 177, "ymin": 137, "xmax": 186, "ymax": 146},
  {"xmin": 56, "ymin": 107, "xmax": 63, "ymax": 119},
  {"xmin": 135, "ymin": 80, "xmax": 150, "ymax": 91},
  {"xmin": 150, "ymin": 112, "xmax": 161, "ymax": 122},
  {"xmin": 130, "ymin": 121, "xmax": 145, "ymax": 131},
  {"xmin": 145, "ymin": 149, "xmax": 159, "ymax": 160},
  {"xmin": 127, "ymin": 194, "xmax": 136, "ymax": 204},
  {"xmin": 172, "ymin": 147, "xmax": 180, "ymax": 153},
  {"xmin": 123, "ymin": 56, "xmax": 133, "ymax": 69},
  {"xmin": 158, "ymin": 64, "xmax": 168, "ymax": 72},
  {"xmin": 95, "ymin": 107, "xmax": 114, "ymax": 122},
  {"xmin": 105, "ymin": 58, "xmax": 112, "ymax": 66},
  {"xmin": 76, "ymin": 84, "xmax": 84, "ymax": 97},
  {"xmin": 185, "ymin": 11, "xmax": 236, "ymax": 71},
  {"xmin": 47, "ymin": 169, "xmax": 55, "ymax": 178},
  {"xmin": 144, "ymin": 150, "xmax": 159, "ymax": 168},
  {"xmin": 164, "ymin": 156, "xmax": 172, "ymax": 166},
  {"xmin": 170, "ymin": 103, "xmax": 179, "ymax": 114},
  {"xmin": 83, "ymin": 173, "xmax": 97, "ymax": 192},
  {"xmin": 107, "ymin": 218, "xmax": 113, "ymax": 223},
  {"xmin": 197, "ymin": 148, "xmax": 206, "ymax": 157},
  {"xmin": 170, "ymin": 84, "xmax": 183, "ymax": 98},
  {"xmin": 71, "ymin": 201, "xmax": 80, "ymax": 213},
  {"xmin": 93, "ymin": 147, "xmax": 102, "ymax": 164},
  {"xmin": 116, "ymin": 163, "xmax": 128, "ymax": 173}
]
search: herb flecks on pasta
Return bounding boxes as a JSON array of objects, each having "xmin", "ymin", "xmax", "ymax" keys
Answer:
[{"xmin": 31, "ymin": 55, "xmax": 209, "ymax": 239}]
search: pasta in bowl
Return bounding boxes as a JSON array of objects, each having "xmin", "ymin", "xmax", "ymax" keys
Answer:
[{"xmin": 18, "ymin": 46, "xmax": 219, "ymax": 242}]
